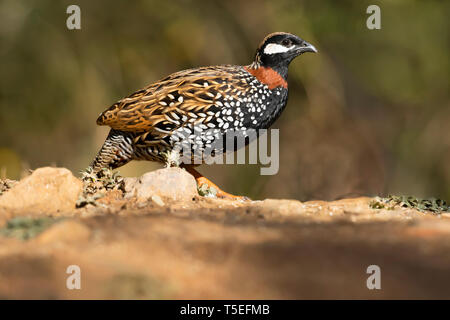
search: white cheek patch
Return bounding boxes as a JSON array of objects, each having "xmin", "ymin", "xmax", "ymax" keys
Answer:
[{"xmin": 263, "ymin": 43, "xmax": 294, "ymax": 55}]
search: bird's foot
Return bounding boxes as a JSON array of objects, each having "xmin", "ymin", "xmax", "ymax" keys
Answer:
[
  {"xmin": 183, "ymin": 165, "xmax": 250, "ymax": 201},
  {"xmin": 196, "ymin": 177, "xmax": 250, "ymax": 201}
]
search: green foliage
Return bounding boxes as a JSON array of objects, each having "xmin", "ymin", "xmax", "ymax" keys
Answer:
[
  {"xmin": 76, "ymin": 167, "xmax": 124, "ymax": 208},
  {"xmin": 0, "ymin": 216, "xmax": 61, "ymax": 240},
  {"xmin": 198, "ymin": 183, "xmax": 218, "ymax": 198},
  {"xmin": 369, "ymin": 195, "xmax": 450, "ymax": 214}
]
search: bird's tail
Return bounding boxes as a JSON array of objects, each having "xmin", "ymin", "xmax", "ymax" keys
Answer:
[{"xmin": 91, "ymin": 129, "xmax": 135, "ymax": 174}]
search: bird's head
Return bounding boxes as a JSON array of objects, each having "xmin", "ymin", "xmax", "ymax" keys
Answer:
[{"xmin": 252, "ymin": 32, "xmax": 317, "ymax": 77}]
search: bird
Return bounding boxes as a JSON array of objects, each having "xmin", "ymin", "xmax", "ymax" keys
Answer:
[{"xmin": 91, "ymin": 32, "xmax": 317, "ymax": 200}]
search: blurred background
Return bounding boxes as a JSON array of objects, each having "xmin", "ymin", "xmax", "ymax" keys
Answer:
[{"xmin": 0, "ymin": 0, "xmax": 448, "ymax": 201}]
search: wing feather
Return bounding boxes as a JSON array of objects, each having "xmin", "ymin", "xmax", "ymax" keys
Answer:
[{"xmin": 97, "ymin": 66, "xmax": 247, "ymax": 135}]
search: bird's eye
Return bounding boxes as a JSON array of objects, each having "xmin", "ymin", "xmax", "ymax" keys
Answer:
[{"xmin": 282, "ymin": 39, "xmax": 292, "ymax": 47}]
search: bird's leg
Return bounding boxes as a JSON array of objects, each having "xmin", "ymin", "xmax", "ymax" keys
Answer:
[
  {"xmin": 182, "ymin": 165, "xmax": 249, "ymax": 201},
  {"xmin": 91, "ymin": 129, "xmax": 134, "ymax": 175}
]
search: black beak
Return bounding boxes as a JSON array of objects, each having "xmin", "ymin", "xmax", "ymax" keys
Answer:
[{"xmin": 296, "ymin": 40, "xmax": 318, "ymax": 54}]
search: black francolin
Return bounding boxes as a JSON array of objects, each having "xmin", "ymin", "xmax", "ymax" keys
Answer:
[{"xmin": 92, "ymin": 32, "xmax": 317, "ymax": 199}]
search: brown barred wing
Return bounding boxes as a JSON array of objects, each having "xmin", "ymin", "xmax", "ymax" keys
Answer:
[{"xmin": 96, "ymin": 65, "xmax": 250, "ymax": 137}]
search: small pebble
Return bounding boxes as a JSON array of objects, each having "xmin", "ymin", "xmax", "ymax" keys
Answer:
[{"xmin": 151, "ymin": 195, "xmax": 165, "ymax": 206}]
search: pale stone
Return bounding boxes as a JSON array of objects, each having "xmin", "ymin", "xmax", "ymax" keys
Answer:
[
  {"xmin": 151, "ymin": 195, "xmax": 165, "ymax": 206},
  {"xmin": 0, "ymin": 167, "xmax": 82, "ymax": 215},
  {"xmin": 124, "ymin": 167, "xmax": 197, "ymax": 202}
]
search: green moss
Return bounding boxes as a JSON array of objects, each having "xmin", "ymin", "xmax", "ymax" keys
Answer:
[
  {"xmin": 0, "ymin": 216, "xmax": 62, "ymax": 240},
  {"xmin": 76, "ymin": 167, "xmax": 124, "ymax": 208},
  {"xmin": 197, "ymin": 183, "xmax": 217, "ymax": 198},
  {"xmin": 369, "ymin": 195, "xmax": 450, "ymax": 214}
]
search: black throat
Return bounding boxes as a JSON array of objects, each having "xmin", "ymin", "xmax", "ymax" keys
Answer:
[
  {"xmin": 269, "ymin": 64, "xmax": 289, "ymax": 81},
  {"xmin": 257, "ymin": 53, "xmax": 291, "ymax": 81}
]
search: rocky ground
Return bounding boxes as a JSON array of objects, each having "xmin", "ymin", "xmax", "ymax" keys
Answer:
[{"xmin": 0, "ymin": 167, "xmax": 449, "ymax": 299}]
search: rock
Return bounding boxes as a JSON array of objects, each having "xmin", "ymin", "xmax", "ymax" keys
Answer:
[
  {"xmin": 36, "ymin": 220, "xmax": 91, "ymax": 244},
  {"xmin": 151, "ymin": 195, "xmax": 165, "ymax": 206},
  {"xmin": 124, "ymin": 167, "xmax": 197, "ymax": 202},
  {"xmin": 0, "ymin": 179, "xmax": 18, "ymax": 196},
  {"xmin": 123, "ymin": 177, "xmax": 139, "ymax": 194},
  {"xmin": 0, "ymin": 167, "xmax": 82, "ymax": 215}
]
